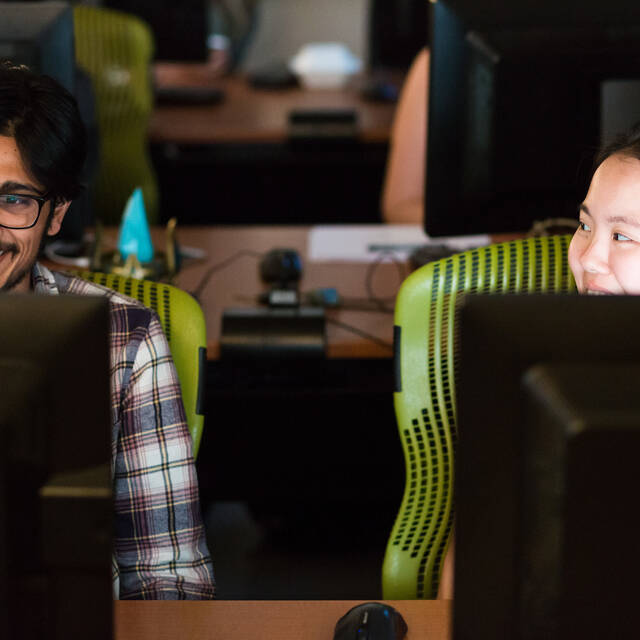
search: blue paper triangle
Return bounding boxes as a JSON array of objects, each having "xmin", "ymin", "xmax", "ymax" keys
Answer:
[{"xmin": 117, "ymin": 187, "xmax": 154, "ymax": 263}]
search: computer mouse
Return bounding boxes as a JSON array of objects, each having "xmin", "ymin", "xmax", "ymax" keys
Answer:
[{"xmin": 333, "ymin": 602, "xmax": 408, "ymax": 640}]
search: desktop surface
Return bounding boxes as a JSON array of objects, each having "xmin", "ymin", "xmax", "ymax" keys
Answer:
[
  {"xmin": 114, "ymin": 600, "xmax": 451, "ymax": 640},
  {"xmin": 151, "ymin": 65, "xmax": 399, "ymax": 144},
  {"xmin": 149, "ymin": 68, "xmax": 398, "ymax": 225}
]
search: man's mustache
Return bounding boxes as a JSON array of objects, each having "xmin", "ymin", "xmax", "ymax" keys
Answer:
[{"xmin": 0, "ymin": 243, "xmax": 18, "ymax": 255}]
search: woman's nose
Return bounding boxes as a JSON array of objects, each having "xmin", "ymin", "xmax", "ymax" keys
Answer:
[{"xmin": 580, "ymin": 236, "xmax": 610, "ymax": 274}]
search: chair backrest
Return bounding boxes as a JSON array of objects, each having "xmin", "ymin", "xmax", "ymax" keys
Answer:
[
  {"xmin": 382, "ymin": 235, "xmax": 576, "ymax": 599},
  {"xmin": 77, "ymin": 272, "xmax": 206, "ymax": 458},
  {"xmin": 73, "ymin": 5, "xmax": 158, "ymax": 224}
]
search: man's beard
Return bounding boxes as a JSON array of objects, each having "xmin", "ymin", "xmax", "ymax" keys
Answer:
[
  {"xmin": 0, "ymin": 242, "xmax": 27, "ymax": 292},
  {"xmin": 0, "ymin": 215, "xmax": 53, "ymax": 292}
]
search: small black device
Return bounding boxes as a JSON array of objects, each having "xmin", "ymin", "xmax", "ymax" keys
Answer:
[
  {"xmin": 259, "ymin": 248, "xmax": 303, "ymax": 307},
  {"xmin": 154, "ymin": 85, "xmax": 225, "ymax": 106},
  {"xmin": 333, "ymin": 602, "xmax": 408, "ymax": 640},
  {"xmin": 220, "ymin": 307, "xmax": 325, "ymax": 358},
  {"xmin": 360, "ymin": 79, "xmax": 400, "ymax": 104},
  {"xmin": 247, "ymin": 62, "xmax": 298, "ymax": 90},
  {"xmin": 408, "ymin": 244, "xmax": 463, "ymax": 270},
  {"xmin": 259, "ymin": 248, "xmax": 303, "ymax": 286},
  {"xmin": 287, "ymin": 109, "xmax": 359, "ymax": 142}
]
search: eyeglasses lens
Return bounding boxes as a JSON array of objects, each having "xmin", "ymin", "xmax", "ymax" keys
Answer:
[{"xmin": 0, "ymin": 195, "xmax": 40, "ymax": 229}]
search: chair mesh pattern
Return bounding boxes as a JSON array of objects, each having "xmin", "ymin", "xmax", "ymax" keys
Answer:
[
  {"xmin": 74, "ymin": 6, "xmax": 158, "ymax": 224},
  {"xmin": 75, "ymin": 271, "xmax": 206, "ymax": 457},
  {"xmin": 382, "ymin": 235, "xmax": 576, "ymax": 599},
  {"xmin": 79, "ymin": 271, "xmax": 172, "ymax": 342}
]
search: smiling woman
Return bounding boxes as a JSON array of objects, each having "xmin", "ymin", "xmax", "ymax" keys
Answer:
[{"xmin": 568, "ymin": 124, "xmax": 640, "ymax": 296}]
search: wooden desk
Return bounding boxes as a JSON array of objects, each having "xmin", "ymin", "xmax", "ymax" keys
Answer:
[
  {"xmin": 152, "ymin": 225, "xmax": 402, "ymax": 360},
  {"xmin": 151, "ymin": 64, "xmax": 398, "ymax": 145},
  {"xmin": 149, "ymin": 66, "xmax": 398, "ymax": 225},
  {"xmin": 115, "ymin": 600, "xmax": 452, "ymax": 640}
]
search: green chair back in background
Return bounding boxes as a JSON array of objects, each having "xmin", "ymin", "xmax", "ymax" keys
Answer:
[
  {"xmin": 382, "ymin": 235, "xmax": 576, "ymax": 599},
  {"xmin": 74, "ymin": 5, "xmax": 159, "ymax": 225},
  {"xmin": 77, "ymin": 272, "xmax": 206, "ymax": 458}
]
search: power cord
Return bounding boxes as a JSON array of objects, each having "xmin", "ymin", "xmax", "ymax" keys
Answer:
[
  {"xmin": 191, "ymin": 247, "xmax": 404, "ymax": 351},
  {"xmin": 191, "ymin": 250, "xmax": 262, "ymax": 301},
  {"xmin": 325, "ymin": 316, "xmax": 394, "ymax": 352},
  {"xmin": 364, "ymin": 249, "xmax": 407, "ymax": 313}
]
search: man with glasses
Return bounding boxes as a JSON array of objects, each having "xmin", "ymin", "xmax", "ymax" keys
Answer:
[{"xmin": 0, "ymin": 61, "xmax": 215, "ymax": 599}]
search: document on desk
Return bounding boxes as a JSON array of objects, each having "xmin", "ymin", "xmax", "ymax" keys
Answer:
[{"xmin": 307, "ymin": 224, "xmax": 491, "ymax": 262}]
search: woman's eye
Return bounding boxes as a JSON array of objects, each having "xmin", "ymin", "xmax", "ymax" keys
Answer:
[
  {"xmin": 578, "ymin": 221, "xmax": 591, "ymax": 232},
  {"xmin": 613, "ymin": 232, "xmax": 632, "ymax": 242}
]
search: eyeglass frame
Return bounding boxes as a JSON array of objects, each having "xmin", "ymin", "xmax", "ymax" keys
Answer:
[{"xmin": 0, "ymin": 192, "xmax": 52, "ymax": 230}]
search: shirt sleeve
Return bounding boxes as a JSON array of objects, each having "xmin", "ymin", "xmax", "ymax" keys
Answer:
[{"xmin": 112, "ymin": 308, "xmax": 215, "ymax": 599}]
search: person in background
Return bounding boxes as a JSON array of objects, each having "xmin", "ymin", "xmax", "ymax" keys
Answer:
[
  {"xmin": 439, "ymin": 124, "xmax": 640, "ymax": 601},
  {"xmin": 0, "ymin": 61, "xmax": 215, "ymax": 599},
  {"xmin": 206, "ymin": 0, "xmax": 260, "ymax": 74},
  {"xmin": 380, "ymin": 47, "xmax": 428, "ymax": 225},
  {"xmin": 569, "ymin": 125, "xmax": 640, "ymax": 295}
]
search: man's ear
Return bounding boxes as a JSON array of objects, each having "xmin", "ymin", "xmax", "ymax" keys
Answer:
[{"xmin": 47, "ymin": 200, "xmax": 71, "ymax": 237}]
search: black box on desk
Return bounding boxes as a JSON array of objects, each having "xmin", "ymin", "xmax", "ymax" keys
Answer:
[{"xmin": 220, "ymin": 307, "xmax": 326, "ymax": 359}]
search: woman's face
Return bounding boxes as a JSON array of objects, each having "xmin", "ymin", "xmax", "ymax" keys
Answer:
[{"xmin": 569, "ymin": 153, "xmax": 640, "ymax": 295}]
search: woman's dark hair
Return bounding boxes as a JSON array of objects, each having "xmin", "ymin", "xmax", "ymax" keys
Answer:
[
  {"xmin": 594, "ymin": 121, "xmax": 640, "ymax": 170},
  {"xmin": 0, "ymin": 61, "xmax": 87, "ymax": 204}
]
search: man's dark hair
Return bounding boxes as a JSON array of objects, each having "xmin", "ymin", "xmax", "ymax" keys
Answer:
[
  {"xmin": 595, "ymin": 122, "xmax": 640, "ymax": 170},
  {"xmin": 0, "ymin": 60, "xmax": 87, "ymax": 204}
]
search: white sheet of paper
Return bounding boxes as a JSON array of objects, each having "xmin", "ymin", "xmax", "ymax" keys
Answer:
[{"xmin": 307, "ymin": 225, "xmax": 491, "ymax": 262}]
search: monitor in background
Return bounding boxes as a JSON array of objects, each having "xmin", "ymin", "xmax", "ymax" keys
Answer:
[
  {"xmin": 368, "ymin": 0, "xmax": 429, "ymax": 70},
  {"xmin": 426, "ymin": 0, "xmax": 640, "ymax": 237},
  {"xmin": 0, "ymin": 1, "xmax": 75, "ymax": 93},
  {"xmin": 105, "ymin": 0, "xmax": 208, "ymax": 62},
  {"xmin": 0, "ymin": 296, "xmax": 112, "ymax": 640},
  {"xmin": 455, "ymin": 294, "xmax": 640, "ymax": 640}
]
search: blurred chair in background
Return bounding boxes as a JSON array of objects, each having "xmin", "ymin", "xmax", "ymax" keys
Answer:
[{"xmin": 74, "ymin": 5, "xmax": 159, "ymax": 225}]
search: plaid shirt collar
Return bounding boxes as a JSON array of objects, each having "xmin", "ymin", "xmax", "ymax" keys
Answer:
[{"xmin": 32, "ymin": 262, "xmax": 61, "ymax": 295}]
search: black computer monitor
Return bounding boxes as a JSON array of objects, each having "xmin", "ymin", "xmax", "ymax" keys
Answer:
[
  {"xmin": 0, "ymin": 1, "xmax": 75, "ymax": 93},
  {"xmin": 455, "ymin": 294, "xmax": 640, "ymax": 640},
  {"xmin": 105, "ymin": 0, "xmax": 209, "ymax": 62},
  {"xmin": 425, "ymin": 0, "xmax": 640, "ymax": 237},
  {"xmin": 368, "ymin": 0, "xmax": 429, "ymax": 70},
  {"xmin": 0, "ymin": 295, "xmax": 112, "ymax": 639}
]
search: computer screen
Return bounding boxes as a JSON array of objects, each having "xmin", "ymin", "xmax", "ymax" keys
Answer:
[
  {"xmin": 454, "ymin": 294, "xmax": 640, "ymax": 640},
  {"xmin": 425, "ymin": 0, "xmax": 640, "ymax": 237},
  {"xmin": 0, "ymin": 295, "xmax": 112, "ymax": 640},
  {"xmin": 105, "ymin": 0, "xmax": 209, "ymax": 62},
  {"xmin": 0, "ymin": 1, "xmax": 75, "ymax": 93},
  {"xmin": 368, "ymin": 0, "xmax": 429, "ymax": 70}
]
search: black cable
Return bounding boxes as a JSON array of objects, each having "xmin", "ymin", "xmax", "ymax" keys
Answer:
[
  {"xmin": 364, "ymin": 249, "xmax": 407, "ymax": 312},
  {"xmin": 337, "ymin": 303, "xmax": 394, "ymax": 314},
  {"xmin": 191, "ymin": 250, "xmax": 262, "ymax": 301},
  {"xmin": 325, "ymin": 316, "xmax": 394, "ymax": 352}
]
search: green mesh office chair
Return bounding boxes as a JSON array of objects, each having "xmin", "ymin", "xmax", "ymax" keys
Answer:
[
  {"xmin": 382, "ymin": 235, "xmax": 576, "ymax": 599},
  {"xmin": 74, "ymin": 6, "xmax": 159, "ymax": 224},
  {"xmin": 77, "ymin": 272, "xmax": 206, "ymax": 458}
]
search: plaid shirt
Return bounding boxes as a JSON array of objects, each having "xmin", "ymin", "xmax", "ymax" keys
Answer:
[{"xmin": 32, "ymin": 263, "xmax": 215, "ymax": 600}]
